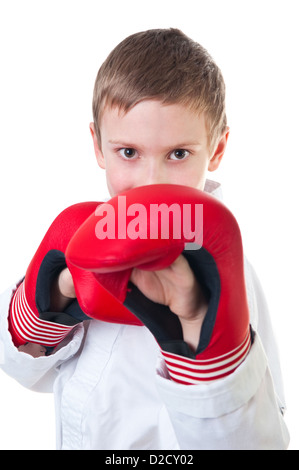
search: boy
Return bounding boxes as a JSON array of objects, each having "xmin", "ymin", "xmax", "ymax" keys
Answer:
[{"xmin": 0, "ymin": 28, "xmax": 289, "ymax": 449}]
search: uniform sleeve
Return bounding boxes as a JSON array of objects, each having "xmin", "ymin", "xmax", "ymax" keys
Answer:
[
  {"xmin": 154, "ymin": 259, "xmax": 290, "ymax": 450},
  {"xmin": 0, "ymin": 283, "xmax": 86, "ymax": 393},
  {"xmin": 156, "ymin": 334, "xmax": 289, "ymax": 450}
]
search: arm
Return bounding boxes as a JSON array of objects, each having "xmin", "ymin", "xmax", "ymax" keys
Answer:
[
  {"xmin": 0, "ymin": 282, "xmax": 85, "ymax": 392},
  {"xmin": 132, "ymin": 256, "xmax": 289, "ymax": 449},
  {"xmin": 155, "ymin": 332, "xmax": 290, "ymax": 450},
  {"xmin": 64, "ymin": 184, "xmax": 290, "ymax": 449},
  {"xmin": 9, "ymin": 268, "xmax": 77, "ymax": 357},
  {"xmin": 0, "ymin": 202, "xmax": 99, "ymax": 389}
]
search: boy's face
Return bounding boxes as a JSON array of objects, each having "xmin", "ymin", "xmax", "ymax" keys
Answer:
[{"xmin": 90, "ymin": 100, "xmax": 228, "ymax": 197}]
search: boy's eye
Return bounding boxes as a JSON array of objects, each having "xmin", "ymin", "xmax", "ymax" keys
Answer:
[
  {"xmin": 119, "ymin": 148, "xmax": 136, "ymax": 159},
  {"xmin": 169, "ymin": 149, "xmax": 190, "ymax": 160}
]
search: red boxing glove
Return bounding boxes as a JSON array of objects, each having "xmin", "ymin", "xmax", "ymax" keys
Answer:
[
  {"xmin": 66, "ymin": 184, "xmax": 252, "ymax": 383},
  {"xmin": 9, "ymin": 201, "xmax": 135, "ymax": 350}
]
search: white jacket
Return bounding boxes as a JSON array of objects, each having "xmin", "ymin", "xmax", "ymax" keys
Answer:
[{"xmin": 0, "ymin": 181, "xmax": 290, "ymax": 450}]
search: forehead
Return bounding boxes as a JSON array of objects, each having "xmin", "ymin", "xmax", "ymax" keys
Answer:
[{"xmin": 100, "ymin": 100, "xmax": 208, "ymax": 146}]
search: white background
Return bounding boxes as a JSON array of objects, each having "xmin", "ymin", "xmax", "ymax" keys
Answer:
[{"xmin": 0, "ymin": 0, "xmax": 298, "ymax": 450}]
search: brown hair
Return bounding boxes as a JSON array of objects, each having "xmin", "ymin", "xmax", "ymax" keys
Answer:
[{"xmin": 92, "ymin": 28, "xmax": 227, "ymax": 151}]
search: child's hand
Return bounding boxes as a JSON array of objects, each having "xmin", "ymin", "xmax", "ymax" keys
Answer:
[
  {"xmin": 50, "ymin": 268, "xmax": 76, "ymax": 312},
  {"xmin": 18, "ymin": 342, "xmax": 47, "ymax": 357},
  {"xmin": 53, "ymin": 260, "xmax": 208, "ymax": 352},
  {"xmin": 130, "ymin": 255, "xmax": 208, "ymax": 352}
]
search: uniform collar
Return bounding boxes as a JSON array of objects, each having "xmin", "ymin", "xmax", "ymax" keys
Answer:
[{"xmin": 204, "ymin": 179, "xmax": 223, "ymax": 200}]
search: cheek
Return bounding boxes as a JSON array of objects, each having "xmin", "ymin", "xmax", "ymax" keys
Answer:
[
  {"xmin": 105, "ymin": 164, "xmax": 135, "ymax": 197},
  {"xmin": 174, "ymin": 162, "xmax": 208, "ymax": 190},
  {"xmin": 178, "ymin": 175, "xmax": 205, "ymax": 191},
  {"xmin": 194, "ymin": 158, "xmax": 210, "ymax": 190}
]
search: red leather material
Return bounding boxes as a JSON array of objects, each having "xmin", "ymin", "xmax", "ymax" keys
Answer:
[
  {"xmin": 66, "ymin": 184, "xmax": 251, "ymax": 363},
  {"xmin": 9, "ymin": 201, "xmax": 141, "ymax": 348}
]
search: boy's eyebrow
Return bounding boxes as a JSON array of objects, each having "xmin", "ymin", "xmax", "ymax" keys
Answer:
[
  {"xmin": 108, "ymin": 140, "xmax": 136, "ymax": 146},
  {"xmin": 108, "ymin": 139, "xmax": 202, "ymax": 147}
]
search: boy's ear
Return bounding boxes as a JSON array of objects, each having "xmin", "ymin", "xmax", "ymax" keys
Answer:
[
  {"xmin": 90, "ymin": 123, "xmax": 105, "ymax": 169},
  {"xmin": 208, "ymin": 127, "xmax": 230, "ymax": 172}
]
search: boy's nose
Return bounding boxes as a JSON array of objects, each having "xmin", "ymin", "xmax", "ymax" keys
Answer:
[{"xmin": 138, "ymin": 161, "xmax": 166, "ymax": 186}]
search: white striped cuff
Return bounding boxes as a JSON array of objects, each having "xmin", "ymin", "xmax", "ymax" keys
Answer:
[
  {"xmin": 161, "ymin": 330, "xmax": 251, "ymax": 384},
  {"xmin": 10, "ymin": 282, "xmax": 74, "ymax": 347}
]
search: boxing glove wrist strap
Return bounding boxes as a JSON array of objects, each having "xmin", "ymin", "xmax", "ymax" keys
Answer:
[
  {"xmin": 9, "ymin": 281, "xmax": 75, "ymax": 348},
  {"xmin": 160, "ymin": 328, "xmax": 252, "ymax": 385}
]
